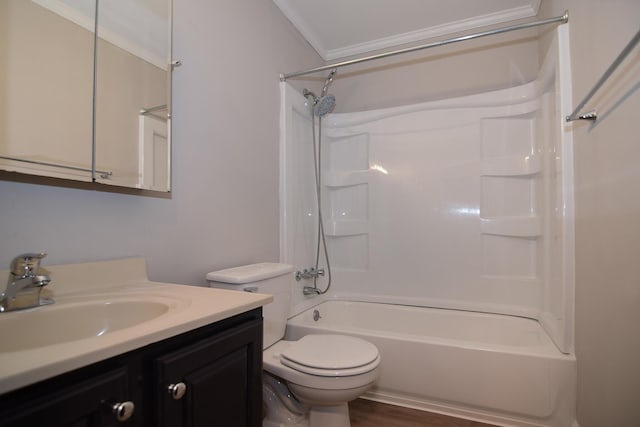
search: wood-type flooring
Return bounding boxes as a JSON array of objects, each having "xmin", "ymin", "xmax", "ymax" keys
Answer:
[{"xmin": 349, "ymin": 399, "xmax": 498, "ymax": 427}]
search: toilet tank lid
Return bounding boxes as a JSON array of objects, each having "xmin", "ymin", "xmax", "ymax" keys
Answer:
[{"xmin": 206, "ymin": 262, "xmax": 293, "ymax": 284}]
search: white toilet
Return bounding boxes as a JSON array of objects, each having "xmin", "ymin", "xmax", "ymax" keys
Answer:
[{"xmin": 207, "ymin": 263, "xmax": 380, "ymax": 427}]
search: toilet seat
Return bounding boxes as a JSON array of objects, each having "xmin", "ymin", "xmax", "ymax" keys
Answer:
[
  {"xmin": 263, "ymin": 339, "xmax": 381, "ymax": 391},
  {"xmin": 281, "ymin": 353, "xmax": 381, "ymax": 377},
  {"xmin": 280, "ymin": 334, "xmax": 380, "ymax": 377}
]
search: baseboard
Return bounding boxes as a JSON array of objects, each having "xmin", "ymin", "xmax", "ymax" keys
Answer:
[{"xmin": 362, "ymin": 390, "xmax": 573, "ymax": 427}]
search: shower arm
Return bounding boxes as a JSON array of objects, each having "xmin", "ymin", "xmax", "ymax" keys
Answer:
[{"xmin": 281, "ymin": 11, "xmax": 569, "ymax": 81}]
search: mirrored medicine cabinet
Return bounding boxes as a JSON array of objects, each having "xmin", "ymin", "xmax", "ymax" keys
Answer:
[{"xmin": 0, "ymin": 0, "xmax": 173, "ymax": 193}]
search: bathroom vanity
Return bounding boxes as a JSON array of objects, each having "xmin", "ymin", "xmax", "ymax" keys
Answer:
[{"xmin": 0, "ymin": 258, "xmax": 271, "ymax": 426}]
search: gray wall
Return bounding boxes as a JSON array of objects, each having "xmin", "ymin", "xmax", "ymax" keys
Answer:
[
  {"xmin": 570, "ymin": 2, "xmax": 640, "ymax": 426},
  {"xmin": 0, "ymin": 0, "xmax": 322, "ymax": 285},
  {"xmin": 541, "ymin": 1, "xmax": 640, "ymax": 426}
]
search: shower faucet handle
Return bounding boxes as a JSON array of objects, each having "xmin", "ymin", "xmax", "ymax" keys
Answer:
[{"xmin": 295, "ymin": 267, "xmax": 324, "ymax": 281}]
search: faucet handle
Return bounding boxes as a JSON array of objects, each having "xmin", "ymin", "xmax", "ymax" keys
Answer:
[{"xmin": 9, "ymin": 253, "xmax": 47, "ymax": 277}]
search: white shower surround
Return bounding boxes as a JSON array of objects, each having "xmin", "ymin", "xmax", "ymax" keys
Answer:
[{"xmin": 279, "ymin": 26, "xmax": 575, "ymax": 425}]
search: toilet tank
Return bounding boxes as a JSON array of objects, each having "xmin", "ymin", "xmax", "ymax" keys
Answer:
[{"xmin": 206, "ymin": 263, "xmax": 293, "ymax": 349}]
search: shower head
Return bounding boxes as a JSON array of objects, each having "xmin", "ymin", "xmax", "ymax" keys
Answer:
[
  {"xmin": 313, "ymin": 94, "xmax": 335, "ymax": 117},
  {"xmin": 303, "ymin": 89, "xmax": 335, "ymax": 117},
  {"xmin": 303, "ymin": 69, "xmax": 338, "ymax": 117}
]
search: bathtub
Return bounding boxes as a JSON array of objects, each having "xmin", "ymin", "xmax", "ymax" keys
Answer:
[{"xmin": 285, "ymin": 301, "xmax": 576, "ymax": 427}]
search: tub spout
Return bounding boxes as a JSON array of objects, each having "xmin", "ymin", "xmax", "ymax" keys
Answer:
[{"xmin": 303, "ymin": 286, "xmax": 322, "ymax": 296}]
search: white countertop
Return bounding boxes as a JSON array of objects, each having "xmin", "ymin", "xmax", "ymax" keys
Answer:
[{"xmin": 0, "ymin": 258, "xmax": 272, "ymax": 395}]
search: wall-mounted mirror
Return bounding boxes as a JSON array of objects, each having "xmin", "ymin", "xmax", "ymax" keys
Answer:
[{"xmin": 0, "ymin": 0, "xmax": 172, "ymax": 193}]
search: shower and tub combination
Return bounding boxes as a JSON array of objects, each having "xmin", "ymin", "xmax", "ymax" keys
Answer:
[{"xmin": 279, "ymin": 16, "xmax": 575, "ymax": 427}]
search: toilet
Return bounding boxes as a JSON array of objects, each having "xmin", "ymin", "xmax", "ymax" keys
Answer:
[{"xmin": 207, "ymin": 263, "xmax": 380, "ymax": 427}]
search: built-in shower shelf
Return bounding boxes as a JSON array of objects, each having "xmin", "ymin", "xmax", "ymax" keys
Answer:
[
  {"xmin": 325, "ymin": 220, "xmax": 369, "ymax": 236},
  {"xmin": 324, "ymin": 170, "xmax": 369, "ymax": 187},
  {"xmin": 481, "ymin": 154, "xmax": 541, "ymax": 176},
  {"xmin": 480, "ymin": 216, "xmax": 541, "ymax": 237}
]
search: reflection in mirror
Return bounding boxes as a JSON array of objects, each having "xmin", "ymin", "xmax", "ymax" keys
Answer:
[
  {"xmin": 0, "ymin": 0, "xmax": 95, "ymax": 182},
  {"xmin": 95, "ymin": 0, "xmax": 171, "ymax": 191},
  {"xmin": 0, "ymin": 0, "xmax": 172, "ymax": 192}
]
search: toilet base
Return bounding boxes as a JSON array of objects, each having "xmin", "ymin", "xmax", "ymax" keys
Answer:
[
  {"xmin": 262, "ymin": 374, "xmax": 353, "ymax": 427},
  {"xmin": 309, "ymin": 403, "xmax": 350, "ymax": 427},
  {"xmin": 263, "ymin": 373, "xmax": 309, "ymax": 427}
]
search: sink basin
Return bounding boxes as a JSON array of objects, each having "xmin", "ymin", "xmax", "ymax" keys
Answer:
[{"xmin": 0, "ymin": 298, "xmax": 172, "ymax": 352}]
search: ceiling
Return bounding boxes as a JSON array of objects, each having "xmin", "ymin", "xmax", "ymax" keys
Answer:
[{"xmin": 273, "ymin": 0, "xmax": 542, "ymax": 60}]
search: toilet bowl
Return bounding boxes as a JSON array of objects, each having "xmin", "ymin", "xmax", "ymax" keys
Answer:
[{"xmin": 207, "ymin": 263, "xmax": 380, "ymax": 427}]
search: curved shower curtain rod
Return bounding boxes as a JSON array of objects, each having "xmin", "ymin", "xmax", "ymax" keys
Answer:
[{"xmin": 280, "ymin": 11, "xmax": 569, "ymax": 81}]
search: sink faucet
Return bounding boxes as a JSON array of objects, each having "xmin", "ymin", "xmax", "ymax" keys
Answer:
[{"xmin": 1, "ymin": 253, "xmax": 53, "ymax": 312}]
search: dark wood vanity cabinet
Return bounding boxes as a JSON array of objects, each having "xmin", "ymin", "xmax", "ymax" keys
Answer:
[
  {"xmin": 0, "ymin": 309, "xmax": 263, "ymax": 427},
  {"xmin": 154, "ymin": 319, "xmax": 263, "ymax": 426}
]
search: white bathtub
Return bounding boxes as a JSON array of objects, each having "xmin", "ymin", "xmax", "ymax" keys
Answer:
[{"xmin": 285, "ymin": 301, "xmax": 576, "ymax": 427}]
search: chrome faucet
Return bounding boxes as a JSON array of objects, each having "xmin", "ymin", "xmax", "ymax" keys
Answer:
[
  {"xmin": 1, "ymin": 253, "xmax": 53, "ymax": 312},
  {"xmin": 297, "ymin": 267, "xmax": 325, "ymax": 296},
  {"xmin": 303, "ymin": 286, "xmax": 322, "ymax": 296},
  {"xmin": 295, "ymin": 267, "xmax": 325, "ymax": 281}
]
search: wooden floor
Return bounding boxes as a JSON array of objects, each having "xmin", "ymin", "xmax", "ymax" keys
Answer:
[{"xmin": 349, "ymin": 399, "xmax": 497, "ymax": 427}]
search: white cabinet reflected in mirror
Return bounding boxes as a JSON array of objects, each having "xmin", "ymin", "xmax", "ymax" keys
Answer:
[
  {"xmin": 0, "ymin": 0, "xmax": 95, "ymax": 182},
  {"xmin": 0, "ymin": 0, "xmax": 172, "ymax": 193}
]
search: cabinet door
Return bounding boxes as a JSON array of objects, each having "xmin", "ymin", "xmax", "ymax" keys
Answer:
[
  {"xmin": 0, "ymin": 367, "xmax": 132, "ymax": 427},
  {"xmin": 154, "ymin": 319, "xmax": 262, "ymax": 427}
]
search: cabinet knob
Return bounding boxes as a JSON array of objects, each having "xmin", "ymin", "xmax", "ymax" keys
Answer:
[
  {"xmin": 167, "ymin": 382, "xmax": 187, "ymax": 400},
  {"xmin": 111, "ymin": 401, "xmax": 135, "ymax": 422}
]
